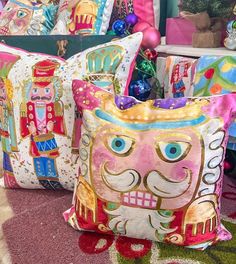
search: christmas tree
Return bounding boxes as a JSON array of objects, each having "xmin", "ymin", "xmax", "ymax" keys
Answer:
[{"xmin": 180, "ymin": 0, "xmax": 235, "ymax": 18}]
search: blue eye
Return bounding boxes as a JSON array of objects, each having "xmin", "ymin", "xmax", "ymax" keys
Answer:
[
  {"xmin": 45, "ymin": 88, "xmax": 50, "ymax": 94},
  {"xmin": 157, "ymin": 142, "xmax": 191, "ymax": 162},
  {"xmin": 32, "ymin": 88, "xmax": 38, "ymax": 94},
  {"xmin": 17, "ymin": 10, "xmax": 27, "ymax": 18},
  {"xmin": 6, "ymin": 7, "xmax": 13, "ymax": 12},
  {"xmin": 107, "ymin": 136, "xmax": 134, "ymax": 156}
]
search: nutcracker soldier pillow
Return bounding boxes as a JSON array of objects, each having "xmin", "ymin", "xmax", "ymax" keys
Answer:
[
  {"xmin": 65, "ymin": 80, "xmax": 236, "ymax": 250},
  {"xmin": 51, "ymin": 0, "xmax": 114, "ymax": 35},
  {"xmin": 0, "ymin": 0, "xmax": 58, "ymax": 35},
  {"xmin": 0, "ymin": 33, "xmax": 142, "ymax": 190},
  {"xmin": 0, "ymin": 52, "xmax": 76, "ymax": 190}
]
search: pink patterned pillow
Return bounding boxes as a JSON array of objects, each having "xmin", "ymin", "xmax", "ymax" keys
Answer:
[
  {"xmin": 65, "ymin": 80, "xmax": 236, "ymax": 250},
  {"xmin": 110, "ymin": 0, "xmax": 160, "ymax": 29}
]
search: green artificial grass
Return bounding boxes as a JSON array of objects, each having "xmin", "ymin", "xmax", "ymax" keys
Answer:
[{"xmin": 114, "ymin": 221, "xmax": 236, "ymax": 264}]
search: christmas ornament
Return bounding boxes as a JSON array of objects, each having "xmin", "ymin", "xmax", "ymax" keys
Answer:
[
  {"xmin": 141, "ymin": 27, "xmax": 161, "ymax": 49},
  {"xmin": 129, "ymin": 79, "xmax": 151, "ymax": 101},
  {"xmin": 137, "ymin": 60, "xmax": 156, "ymax": 77},
  {"xmin": 224, "ymin": 20, "xmax": 236, "ymax": 50},
  {"xmin": 125, "ymin": 13, "xmax": 138, "ymax": 27},
  {"xmin": 112, "ymin": 20, "xmax": 127, "ymax": 35},
  {"xmin": 133, "ymin": 21, "xmax": 150, "ymax": 33},
  {"xmin": 106, "ymin": 30, "xmax": 116, "ymax": 36},
  {"xmin": 144, "ymin": 49, "xmax": 158, "ymax": 60}
]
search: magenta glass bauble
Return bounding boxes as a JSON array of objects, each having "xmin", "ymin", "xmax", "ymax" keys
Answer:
[
  {"xmin": 141, "ymin": 27, "xmax": 161, "ymax": 49},
  {"xmin": 132, "ymin": 21, "xmax": 151, "ymax": 33}
]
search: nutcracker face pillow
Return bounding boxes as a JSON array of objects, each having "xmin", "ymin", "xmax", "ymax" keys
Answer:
[
  {"xmin": 0, "ymin": 0, "xmax": 58, "ymax": 35},
  {"xmin": 51, "ymin": 0, "xmax": 114, "ymax": 35},
  {"xmin": 66, "ymin": 80, "xmax": 236, "ymax": 249},
  {"xmin": 0, "ymin": 33, "xmax": 142, "ymax": 190}
]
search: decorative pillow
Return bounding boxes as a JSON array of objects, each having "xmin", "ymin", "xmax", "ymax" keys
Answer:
[
  {"xmin": 110, "ymin": 0, "xmax": 160, "ymax": 29},
  {"xmin": 157, "ymin": 56, "xmax": 197, "ymax": 99},
  {"xmin": 0, "ymin": 33, "xmax": 142, "ymax": 190},
  {"xmin": 0, "ymin": 49, "xmax": 79, "ymax": 190},
  {"xmin": 51, "ymin": 0, "xmax": 114, "ymax": 35},
  {"xmin": 193, "ymin": 55, "xmax": 236, "ymax": 139},
  {"xmin": 65, "ymin": 79, "xmax": 236, "ymax": 250},
  {"xmin": 0, "ymin": 0, "xmax": 58, "ymax": 35},
  {"xmin": 64, "ymin": 33, "xmax": 142, "ymax": 95}
]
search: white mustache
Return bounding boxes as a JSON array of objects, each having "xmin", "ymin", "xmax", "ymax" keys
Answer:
[
  {"xmin": 102, "ymin": 164, "xmax": 192, "ymax": 198},
  {"xmin": 102, "ymin": 163, "xmax": 141, "ymax": 192},
  {"xmin": 144, "ymin": 169, "xmax": 192, "ymax": 198}
]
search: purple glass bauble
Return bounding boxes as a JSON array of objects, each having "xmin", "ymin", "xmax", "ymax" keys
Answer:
[
  {"xmin": 129, "ymin": 79, "xmax": 151, "ymax": 101},
  {"xmin": 112, "ymin": 20, "xmax": 127, "ymax": 35},
  {"xmin": 125, "ymin": 13, "xmax": 138, "ymax": 26}
]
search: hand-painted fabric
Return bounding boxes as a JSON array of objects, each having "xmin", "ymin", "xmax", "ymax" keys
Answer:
[
  {"xmin": 193, "ymin": 55, "xmax": 236, "ymax": 139},
  {"xmin": 160, "ymin": 56, "xmax": 197, "ymax": 98},
  {"xmin": 51, "ymin": 0, "xmax": 114, "ymax": 35},
  {"xmin": 64, "ymin": 33, "xmax": 142, "ymax": 95},
  {"xmin": 0, "ymin": 33, "xmax": 142, "ymax": 190},
  {"xmin": 110, "ymin": 0, "xmax": 160, "ymax": 30},
  {"xmin": 66, "ymin": 79, "xmax": 236, "ymax": 250},
  {"xmin": 0, "ymin": 0, "xmax": 58, "ymax": 35},
  {"xmin": 0, "ymin": 49, "xmax": 77, "ymax": 190}
]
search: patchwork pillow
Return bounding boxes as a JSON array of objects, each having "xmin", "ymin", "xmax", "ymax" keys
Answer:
[
  {"xmin": 0, "ymin": 0, "xmax": 58, "ymax": 35},
  {"xmin": 0, "ymin": 33, "xmax": 142, "ymax": 190},
  {"xmin": 65, "ymin": 79, "xmax": 236, "ymax": 250},
  {"xmin": 193, "ymin": 55, "xmax": 236, "ymax": 142},
  {"xmin": 51, "ymin": 0, "xmax": 114, "ymax": 35},
  {"xmin": 110, "ymin": 0, "xmax": 160, "ymax": 30}
]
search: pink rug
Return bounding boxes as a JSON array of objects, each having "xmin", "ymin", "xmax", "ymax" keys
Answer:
[{"xmin": 2, "ymin": 176, "xmax": 236, "ymax": 264}]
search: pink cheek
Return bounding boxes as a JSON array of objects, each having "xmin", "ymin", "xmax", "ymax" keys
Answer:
[
  {"xmin": 93, "ymin": 147, "xmax": 116, "ymax": 170},
  {"xmin": 170, "ymin": 160, "xmax": 199, "ymax": 181},
  {"xmin": 14, "ymin": 18, "xmax": 28, "ymax": 27}
]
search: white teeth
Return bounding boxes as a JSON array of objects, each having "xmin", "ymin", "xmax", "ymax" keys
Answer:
[{"xmin": 122, "ymin": 191, "xmax": 157, "ymax": 209}]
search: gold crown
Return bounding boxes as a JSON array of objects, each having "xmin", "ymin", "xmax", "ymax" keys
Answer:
[
  {"xmin": 68, "ymin": 0, "xmax": 98, "ymax": 33},
  {"xmin": 95, "ymin": 91, "xmax": 209, "ymax": 123},
  {"xmin": 85, "ymin": 45, "xmax": 125, "ymax": 83}
]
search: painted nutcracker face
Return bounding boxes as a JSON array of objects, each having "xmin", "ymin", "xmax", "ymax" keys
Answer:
[
  {"xmin": 0, "ymin": 79, "xmax": 7, "ymax": 102},
  {"xmin": 29, "ymin": 83, "xmax": 55, "ymax": 107},
  {"xmin": 89, "ymin": 124, "xmax": 203, "ymax": 211},
  {"xmin": 0, "ymin": 1, "xmax": 33, "ymax": 35}
]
